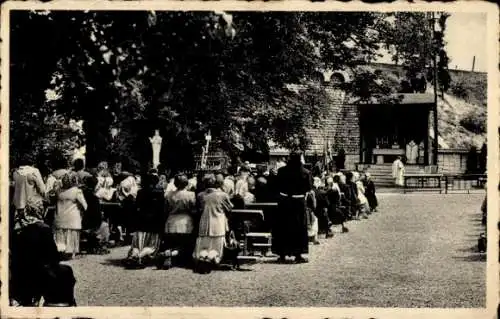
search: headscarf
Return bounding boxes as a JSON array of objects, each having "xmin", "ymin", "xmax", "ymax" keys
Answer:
[
  {"xmin": 96, "ymin": 161, "xmax": 109, "ymax": 175},
  {"xmin": 118, "ymin": 175, "xmax": 139, "ymax": 200},
  {"xmin": 313, "ymin": 177, "xmax": 322, "ymax": 189},
  {"xmin": 61, "ymin": 171, "xmax": 78, "ymax": 190}
]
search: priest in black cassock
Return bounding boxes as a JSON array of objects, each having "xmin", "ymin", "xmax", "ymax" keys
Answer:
[{"xmin": 272, "ymin": 151, "xmax": 313, "ymax": 263}]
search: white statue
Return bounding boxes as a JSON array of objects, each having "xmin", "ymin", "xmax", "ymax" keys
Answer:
[
  {"xmin": 149, "ymin": 129, "xmax": 162, "ymax": 169},
  {"xmin": 406, "ymin": 140, "xmax": 418, "ymax": 164}
]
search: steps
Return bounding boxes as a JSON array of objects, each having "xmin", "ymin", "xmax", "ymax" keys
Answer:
[{"xmin": 363, "ymin": 164, "xmax": 425, "ymax": 188}]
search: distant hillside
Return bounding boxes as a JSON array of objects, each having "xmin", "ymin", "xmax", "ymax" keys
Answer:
[{"xmin": 371, "ymin": 63, "xmax": 487, "ymax": 149}]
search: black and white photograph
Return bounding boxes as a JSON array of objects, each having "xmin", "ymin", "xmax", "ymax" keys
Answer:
[{"xmin": 1, "ymin": 1, "xmax": 498, "ymax": 317}]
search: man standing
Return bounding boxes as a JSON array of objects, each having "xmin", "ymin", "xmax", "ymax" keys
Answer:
[
  {"xmin": 392, "ymin": 156, "xmax": 405, "ymax": 187},
  {"xmin": 272, "ymin": 151, "xmax": 313, "ymax": 263}
]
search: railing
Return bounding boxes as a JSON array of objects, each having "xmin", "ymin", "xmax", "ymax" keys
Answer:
[
  {"xmin": 402, "ymin": 173, "xmax": 486, "ymax": 194},
  {"xmin": 443, "ymin": 174, "xmax": 487, "ymax": 194},
  {"xmin": 403, "ymin": 174, "xmax": 443, "ymax": 194},
  {"xmin": 194, "ymin": 155, "xmax": 229, "ymax": 171}
]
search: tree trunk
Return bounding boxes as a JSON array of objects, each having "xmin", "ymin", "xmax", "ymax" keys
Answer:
[{"xmin": 83, "ymin": 118, "xmax": 99, "ymax": 168}]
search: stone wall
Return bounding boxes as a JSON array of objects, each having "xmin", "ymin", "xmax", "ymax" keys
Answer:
[
  {"xmin": 345, "ymin": 154, "xmax": 361, "ymax": 170},
  {"xmin": 304, "ymin": 87, "xmax": 360, "ymax": 158}
]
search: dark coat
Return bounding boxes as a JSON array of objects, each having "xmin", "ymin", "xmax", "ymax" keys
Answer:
[
  {"xmin": 10, "ymin": 222, "xmax": 60, "ymax": 305},
  {"xmin": 265, "ymin": 174, "xmax": 280, "ymax": 202},
  {"xmin": 313, "ymin": 187, "xmax": 330, "ymax": 232},
  {"xmin": 364, "ymin": 179, "xmax": 378, "ymax": 210},
  {"xmin": 313, "ymin": 188, "xmax": 328, "ymax": 216},
  {"xmin": 254, "ymin": 176, "xmax": 270, "ymax": 203},
  {"xmin": 82, "ymin": 189, "xmax": 102, "ymax": 230},
  {"xmin": 131, "ymin": 188, "xmax": 166, "ymax": 233},
  {"xmin": 272, "ymin": 164, "xmax": 312, "ymax": 256},
  {"xmin": 326, "ymin": 187, "xmax": 345, "ymax": 224}
]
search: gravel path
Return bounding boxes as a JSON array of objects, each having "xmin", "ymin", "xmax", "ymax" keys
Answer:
[{"xmin": 66, "ymin": 193, "xmax": 486, "ymax": 307}]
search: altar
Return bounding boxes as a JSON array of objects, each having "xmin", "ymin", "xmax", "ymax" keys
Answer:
[
  {"xmin": 358, "ymin": 93, "xmax": 434, "ymax": 165},
  {"xmin": 372, "ymin": 148, "xmax": 405, "ymax": 164}
]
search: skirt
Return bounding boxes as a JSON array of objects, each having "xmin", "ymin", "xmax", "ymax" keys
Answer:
[
  {"xmin": 307, "ymin": 214, "xmax": 318, "ymax": 238},
  {"xmin": 165, "ymin": 214, "xmax": 194, "ymax": 234},
  {"xmin": 359, "ymin": 202, "xmax": 371, "ymax": 215},
  {"xmin": 192, "ymin": 236, "xmax": 225, "ymax": 264},
  {"xmin": 54, "ymin": 229, "xmax": 80, "ymax": 254},
  {"xmin": 128, "ymin": 232, "xmax": 161, "ymax": 259}
]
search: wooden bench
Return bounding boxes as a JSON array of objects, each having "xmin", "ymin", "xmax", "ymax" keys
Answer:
[
  {"xmin": 403, "ymin": 173, "xmax": 443, "ymax": 194},
  {"xmin": 231, "ymin": 209, "xmax": 272, "ymax": 256}
]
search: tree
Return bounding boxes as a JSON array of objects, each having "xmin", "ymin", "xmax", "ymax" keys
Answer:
[
  {"xmin": 9, "ymin": 11, "xmax": 79, "ymax": 168},
  {"xmin": 382, "ymin": 12, "xmax": 451, "ymax": 95},
  {"xmin": 10, "ymin": 11, "xmax": 397, "ymax": 172}
]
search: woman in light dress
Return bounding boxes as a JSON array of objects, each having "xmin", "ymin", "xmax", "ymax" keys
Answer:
[
  {"xmin": 159, "ymin": 173, "xmax": 197, "ymax": 269},
  {"xmin": 353, "ymin": 172, "xmax": 370, "ymax": 219},
  {"xmin": 193, "ymin": 174, "xmax": 233, "ymax": 274},
  {"xmin": 95, "ymin": 161, "xmax": 115, "ymax": 201},
  {"xmin": 54, "ymin": 172, "xmax": 88, "ymax": 259}
]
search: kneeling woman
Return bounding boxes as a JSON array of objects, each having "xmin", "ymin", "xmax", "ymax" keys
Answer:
[
  {"xmin": 127, "ymin": 174, "xmax": 165, "ymax": 268},
  {"xmin": 193, "ymin": 174, "xmax": 233, "ymax": 274},
  {"xmin": 158, "ymin": 173, "xmax": 197, "ymax": 269}
]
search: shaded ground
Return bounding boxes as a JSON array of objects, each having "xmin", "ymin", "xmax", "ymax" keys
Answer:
[{"xmin": 66, "ymin": 193, "xmax": 486, "ymax": 307}]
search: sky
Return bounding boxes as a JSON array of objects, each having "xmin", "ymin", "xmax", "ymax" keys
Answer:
[
  {"xmin": 377, "ymin": 12, "xmax": 487, "ymax": 72},
  {"xmin": 444, "ymin": 12, "xmax": 487, "ymax": 72}
]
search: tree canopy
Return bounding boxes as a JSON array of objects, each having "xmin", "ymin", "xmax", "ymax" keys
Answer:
[
  {"xmin": 9, "ymin": 10, "xmax": 450, "ymax": 172},
  {"xmin": 382, "ymin": 12, "xmax": 451, "ymax": 94}
]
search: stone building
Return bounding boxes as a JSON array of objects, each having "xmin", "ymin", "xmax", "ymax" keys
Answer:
[{"xmin": 269, "ymin": 69, "xmax": 439, "ymax": 186}]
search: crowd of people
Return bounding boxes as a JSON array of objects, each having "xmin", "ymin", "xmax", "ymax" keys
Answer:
[{"xmin": 9, "ymin": 151, "xmax": 380, "ymax": 305}]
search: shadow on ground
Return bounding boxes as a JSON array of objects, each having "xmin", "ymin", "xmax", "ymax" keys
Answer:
[{"xmin": 452, "ymin": 254, "xmax": 486, "ymax": 262}]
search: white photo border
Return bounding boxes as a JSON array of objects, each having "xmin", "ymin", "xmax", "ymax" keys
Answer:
[{"xmin": 0, "ymin": 1, "xmax": 498, "ymax": 318}]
